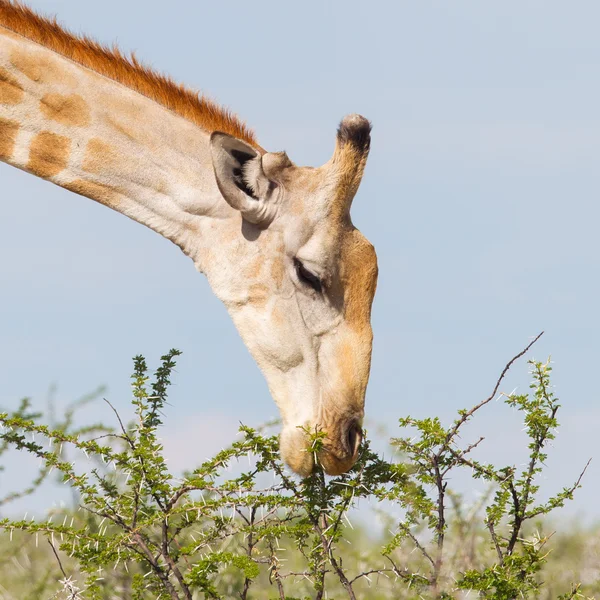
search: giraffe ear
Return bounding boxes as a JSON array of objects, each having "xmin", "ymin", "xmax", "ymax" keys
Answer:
[{"xmin": 210, "ymin": 132, "xmax": 278, "ymax": 226}]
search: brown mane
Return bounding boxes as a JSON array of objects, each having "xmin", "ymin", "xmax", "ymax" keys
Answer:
[{"xmin": 0, "ymin": 1, "xmax": 259, "ymax": 147}]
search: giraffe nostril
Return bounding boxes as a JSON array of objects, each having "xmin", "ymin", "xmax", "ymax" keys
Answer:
[{"xmin": 346, "ymin": 421, "xmax": 363, "ymax": 457}]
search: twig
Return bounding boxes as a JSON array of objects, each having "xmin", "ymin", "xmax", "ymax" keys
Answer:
[
  {"xmin": 161, "ymin": 519, "xmax": 192, "ymax": 600},
  {"xmin": 48, "ymin": 538, "xmax": 69, "ymax": 580},
  {"xmin": 487, "ymin": 519, "xmax": 504, "ymax": 562},
  {"xmin": 398, "ymin": 524, "xmax": 436, "ymax": 569},
  {"xmin": 132, "ymin": 532, "xmax": 180, "ymax": 600},
  {"xmin": 525, "ymin": 458, "xmax": 592, "ymax": 520},
  {"xmin": 384, "ymin": 555, "xmax": 430, "ymax": 585},
  {"xmin": 267, "ymin": 539, "xmax": 286, "ymax": 600},
  {"xmin": 349, "ymin": 568, "xmax": 394, "ymax": 585},
  {"xmin": 445, "ymin": 446, "xmax": 497, "ymax": 480},
  {"xmin": 432, "ymin": 456, "xmax": 447, "ymax": 587},
  {"xmin": 103, "ymin": 398, "xmax": 131, "ymax": 444},
  {"xmin": 443, "ymin": 332, "xmax": 544, "ymax": 449},
  {"xmin": 240, "ymin": 506, "xmax": 257, "ymax": 600}
]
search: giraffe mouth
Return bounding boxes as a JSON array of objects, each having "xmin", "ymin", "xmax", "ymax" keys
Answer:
[
  {"xmin": 279, "ymin": 419, "xmax": 363, "ymax": 477},
  {"xmin": 317, "ymin": 421, "xmax": 363, "ymax": 476}
]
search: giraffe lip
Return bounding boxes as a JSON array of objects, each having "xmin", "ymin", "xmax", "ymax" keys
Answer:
[
  {"xmin": 319, "ymin": 450, "xmax": 359, "ymax": 476},
  {"xmin": 317, "ymin": 421, "xmax": 363, "ymax": 476}
]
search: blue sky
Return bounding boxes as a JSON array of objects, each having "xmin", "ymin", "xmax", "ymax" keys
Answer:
[{"xmin": 1, "ymin": 1, "xmax": 599, "ymax": 520}]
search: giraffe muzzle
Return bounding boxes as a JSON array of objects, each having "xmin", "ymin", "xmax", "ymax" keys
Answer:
[{"xmin": 317, "ymin": 420, "xmax": 363, "ymax": 476}]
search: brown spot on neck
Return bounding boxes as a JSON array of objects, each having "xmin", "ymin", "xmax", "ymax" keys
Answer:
[
  {"xmin": 0, "ymin": 66, "xmax": 23, "ymax": 104},
  {"xmin": 246, "ymin": 256, "xmax": 263, "ymax": 279},
  {"xmin": 28, "ymin": 131, "xmax": 70, "ymax": 178},
  {"xmin": 63, "ymin": 178, "xmax": 123, "ymax": 209},
  {"xmin": 10, "ymin": 48, "xmax": 43, "ymax": 82},
  {"xmin": 40, "ymin": 93, "xmax": 90, "ymax": 127},
  {"xmin": 82, "ymin": 138, "xmax": 119, "ymax": 175},
  {"xmin": 0, "ymin": 117, "xmax": 18, "ymax": 160},
  {"xmin": 248, "ymin": 283, "xmax": 270, "ymax": 308},
  {"xmin": 105, "ymin": 114, "xmax": 147, "ymax": 146},
  {"xmin": 10, "ymin": 48, "xmax": 77, "ymax": 87}
]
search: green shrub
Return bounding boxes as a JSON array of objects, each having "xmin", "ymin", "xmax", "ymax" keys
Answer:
[{"xmin": 0, "ymin": 336, "xmax": 593, "ymax": 599}]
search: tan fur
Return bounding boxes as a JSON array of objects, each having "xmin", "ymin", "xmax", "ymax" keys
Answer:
[
  {"xmin": 338, "ymin": 339, "xmax": 356, "ymax": 391},
  {"xmin": 82, "ymin": 137, "xmax": 118, "ymax": 175},
  {"xmin": 245, "ymin": 256, "xmax": 263, "ymax": 279},
  {"xmin": 28, "ymin": 131, "xmax": 69, "ymax": 178},
  {"xmin": 270, "ymin": 258, "xmax": 285, "ymax": 289},
  {"xmin": 40, "ymin": 92, "xmax": 90, "ymax": 127},
  {"xmin": 0, "ymin": 64, "xmax": 22, "ymax": 103},
  {"xmin": 336, "ymin": 229, "xmax": 378, "ymax": 410},
  {"xmin": 63, "ymin": 178, "xmax": 122, "ymax": 208},
  {"xmin": 331, "ymin": 145, "xmax": 369, "ymax": 220},
  {"xmin": 82, "ymin": 138, "xmax": 159, "ymax": 191},
  {"xmin": 11, "ymin": 46, "xmax": 76, "ymax": 85},
  {"xmin": 271, "ymin": 305, "xmax": 285, "ymax": 327},
  {"xmin": 0, "ymin": 115, "xmax": 17, "ymax": 158},
  {"xmin": 290, "ymin": 198, "xmax": 304, "ymax": 216},
  {"xmin": 0, "ymin": 1, "xmax": 258, "ymax": 147},
  {"xmin": 105, "ymin": 114, "xmax": 149, "ymax": 147},
  {"xmin": 248, "ymin": 283, "xmax": 269, "ymax": 307},
  {"xmin": 222, "ymin": 227, "xmax": 239, "ymax": 244},
  {"xmin": 102, "ymin": 94, "xmax": 148, "ymax": 126},
  {"xmin": 341, "ymin": 229, "xmax": 378, "ymax": 334}
]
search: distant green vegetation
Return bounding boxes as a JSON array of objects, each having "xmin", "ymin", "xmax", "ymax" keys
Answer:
[{"xmin": 0, "ymin": 337, "xmax": 596, "ymax": 599}]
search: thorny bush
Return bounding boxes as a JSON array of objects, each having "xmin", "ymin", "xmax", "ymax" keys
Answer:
[{"xmin": 0, "ymin": 334, "xmax": 592, "ymax": 599}]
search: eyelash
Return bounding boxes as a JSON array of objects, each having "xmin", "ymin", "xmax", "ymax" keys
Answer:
[{"xmin": 294, "ymin": 258, "xmax": 323, "ymax": 293}]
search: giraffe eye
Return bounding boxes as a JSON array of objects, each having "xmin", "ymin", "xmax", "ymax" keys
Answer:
[{"xmin": 294, "ymin": 258, "xmax": 322, "ymax": 293}]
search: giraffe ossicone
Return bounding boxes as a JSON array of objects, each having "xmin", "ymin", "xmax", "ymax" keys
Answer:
[{"xmin": 0, "ymin": 1, "xmax": 378, "ymax": 476}]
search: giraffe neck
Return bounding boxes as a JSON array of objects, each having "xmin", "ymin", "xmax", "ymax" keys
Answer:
[{"xmin": 0, "ymin": 25, "xmax": 228, "ymax": 262}]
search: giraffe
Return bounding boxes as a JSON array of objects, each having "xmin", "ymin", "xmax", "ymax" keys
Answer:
[{"xmin": 0, "ymin": 1, "xmax": 378, "ymax": 476}]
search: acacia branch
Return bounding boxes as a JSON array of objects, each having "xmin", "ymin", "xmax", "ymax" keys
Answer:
[
  {"xmin": 398, "ymin": 523, "xmax": 436, "ymax": 568},
  {"xmin": 443, "ymin": 332, "xmax": 543, "ymax": 449},
  {"xmin": 240, "ymin": 507, "xmax": 257, "ymax": 600},
  {"xmin": 161, "ymin": 519, "xmax": 192, "ymax": 600},
  {"xmin": 384, "ymin": 555, "xmax": 431, "ymax": 585},
  {"xmin": 445, "ymin": 446, "xmax": 498, "ymax": 479},
  {"xmin": 487, "ymin": 520, "xmax": 504, "ymax": 562},
  {"xmin": 520, "ymin": 366, "xmax": 557, "ymax": 515},
  {"xmin": 48, "ymin": 538, "xmax": 70, "ymax": 581},
  {"xmin": 506, "ymin": 480, "xmax": 522, "ymax": 555},
  {"xmin": 132, "ymin": 532, "xmax": 180, "ymax": 600},
  {"xmin": 103, "ymin": 398, "xmax": 132, "ymax": 444},
  {"xmin": 525, "ymin": 458, "xmax": 591, "ymax": 521},
  {"xmin": 432, "ymin": 456, "xmax": 447, "ymax": 585},
  {"xmin": 267, "ymin": 539, "xmax": 286, "ymax": 600}
]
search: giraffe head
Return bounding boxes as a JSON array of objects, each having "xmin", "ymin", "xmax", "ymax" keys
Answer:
[
  {"xmin": 0, "ymin": 2, "xmax": 376, "ymax": 477},
  {"xmin": 206, "ymin": 114, "xmax": 377, "ymax": 477}
]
